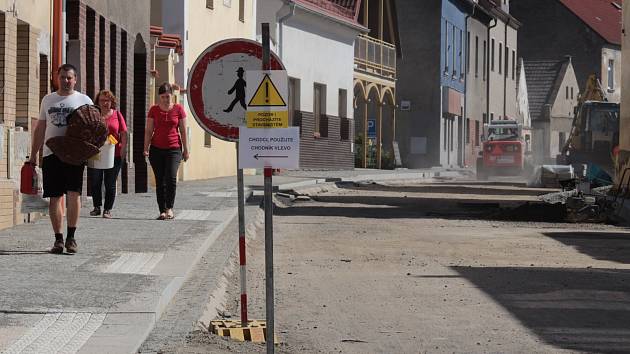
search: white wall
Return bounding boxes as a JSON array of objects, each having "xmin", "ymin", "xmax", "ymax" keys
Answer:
[
  {"xmin": 516, "ymin": 58, "xmax": 531, "ymax": 129},
  {"xmin": 282, "ymin": 14, "xmax": 356, "ymax": 117},
  {"xmin": 488, "ymin": 22, "xmax": 518, "ymax": 120},
  {"xmin": 551, "ymin": 63, "xmax": 579, "ymax": 119}
]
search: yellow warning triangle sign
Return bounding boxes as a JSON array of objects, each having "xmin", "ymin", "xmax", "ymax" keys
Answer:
[{"xmin": 248, "ymin": 74, "xmax": 287, "ymax": 107}]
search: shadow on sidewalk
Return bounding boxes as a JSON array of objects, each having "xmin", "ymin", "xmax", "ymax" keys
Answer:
[
  {"xmin": 452, "ymin": 266, "xmax": 630, "ymax": 354},
  {"xmin": 543, "ymin": 232, "xmax": 630, "ymax": 265}
]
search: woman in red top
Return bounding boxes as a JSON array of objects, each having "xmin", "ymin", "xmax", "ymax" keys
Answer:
[
  {"xmin": 143, "ymin": 82, "xmax": 189, "ymax": 220},
  {"xmin": 88, "ymin": 90, "xmax": 128, "ymax": 219}
]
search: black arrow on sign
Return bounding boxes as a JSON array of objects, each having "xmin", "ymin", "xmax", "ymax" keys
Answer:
[{"xmin": 254, "ymin": 154, "xmax": 289, "ymax": 160}]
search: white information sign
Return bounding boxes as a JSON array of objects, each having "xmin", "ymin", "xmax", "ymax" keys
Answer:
[{"xmin": 239, "ymin": 127, "xmax": 300, "ymax": 169}]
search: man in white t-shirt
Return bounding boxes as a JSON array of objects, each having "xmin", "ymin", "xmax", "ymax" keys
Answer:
[{"xmin": 29, "ymin": 64, "xmax": 93, "ymax": 254}]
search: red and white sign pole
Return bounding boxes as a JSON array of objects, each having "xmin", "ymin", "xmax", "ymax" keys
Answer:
[
  {"xmin": 236, "ymin": 149, "xmax": 248, "ymax": 327},
  {"xmin": 186, "ymin": 38, "xmax": 285, "ymax": 332}
]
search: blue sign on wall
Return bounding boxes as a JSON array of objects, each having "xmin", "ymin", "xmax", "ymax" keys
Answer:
[{"xmin": 367, "ymin": 119, "xmax": 376, "ymax": 138}]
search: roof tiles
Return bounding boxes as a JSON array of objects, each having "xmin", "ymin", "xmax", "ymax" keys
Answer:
[{"xmin": 559, "ymin": 0, "xmax": 623, "ymax": 45}]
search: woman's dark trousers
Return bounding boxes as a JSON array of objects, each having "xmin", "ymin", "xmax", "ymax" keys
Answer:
[
  {"xmin": 88, "ymin": 157, "xmax": 122, "ymax": 210},
  {"xmin": 149, "ymin": 146, "xmax": 182, "ymax": 213}
]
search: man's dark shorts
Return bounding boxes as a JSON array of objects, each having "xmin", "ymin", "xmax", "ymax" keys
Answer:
[{"xmin": 42, "ymin": 154, "xmax": 85, "ymax": 198}]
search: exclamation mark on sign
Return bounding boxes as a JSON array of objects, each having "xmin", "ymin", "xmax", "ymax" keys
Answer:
[{"xmin": 265, "ymin": 81, "xmax": 269, "ymax": 103}]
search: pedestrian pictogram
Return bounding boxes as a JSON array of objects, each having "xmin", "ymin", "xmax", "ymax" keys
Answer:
[
  {"xmin": 248, "ymin": 74, "xmax": 286, "ymax": 107},
  {"xmin": 245, "ymin": 70, "xmax": 289, "ymax": 128},
  {"xmin": 224, "ymin": 67, "xmax": 247, "ymax": 113}
]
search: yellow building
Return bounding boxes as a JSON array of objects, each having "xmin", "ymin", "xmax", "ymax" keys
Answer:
[{"xmin": 151, "ymin": 0, "xmax": 254, "ymax": 181}]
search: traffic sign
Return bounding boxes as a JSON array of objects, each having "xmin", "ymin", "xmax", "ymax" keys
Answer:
[
  {"xmin": 246, "ymin": 70, "xmax": 288, "ymax": 128},
  {"xmin": 238, "ymin": 127, "xmax": 300, "ymax": 169},
  {"xmin": 187, "ymin": 39, "xmax": 285, "ymax": 142},
  {"xmin": 368, "ymin": 119, "xmax": 376, "ymax": 138}
]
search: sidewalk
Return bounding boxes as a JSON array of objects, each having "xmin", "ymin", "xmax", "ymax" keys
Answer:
[{"xmin": 0, "ymin": 168, "xmax": 461, "ymax": 354}]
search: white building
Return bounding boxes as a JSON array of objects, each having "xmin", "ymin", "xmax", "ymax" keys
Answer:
[{"xmin": 257, "ymin": 0, "xmax": 365, "ymax": 169}]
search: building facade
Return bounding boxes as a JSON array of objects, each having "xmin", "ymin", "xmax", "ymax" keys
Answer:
[
  {"xmin": 524, "ymin": 57, "xmax": 579, "ymax": 164},
  {"xmin": 353, "ymin": 0, "xmax": 400, "ymax": 170},
  {"xmin": 0, "ymin": 0, "xmax": 150, "ymax": 230},
  {"xmin": 463, "ymin": 4, "xmax": 492, "ymax": 168},
  {"xmin": 259, "ymin": 0, "xmax": 364, "ymax": 169},
  {"xmin": 397, "ymin": 0, "xmax": 515, "ymax": 168},
  {"xmin": 516, "ymin": 58, "xmax": 533, "ymax": 152},
  {"xmin": 511, "ymin": 0, "xmax": 622, "ymax": 103},
  {"xmin": 66, "ymin": 0, "xmax": 151, "ymax": 194},
  {"xmin": 618, "ymin": 0, "xmax": 630, "ymax": 183},
  {"xmin": 0, "ymin": 0, "xmax": 51, "ymax": 229},
  {"xmin": 151, "ymin": 0, "xmax": 254, "ymax": 181}
]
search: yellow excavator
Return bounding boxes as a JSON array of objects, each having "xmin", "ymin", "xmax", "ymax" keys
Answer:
[{"xmin": 558, "ymin": 74, "xmax": 620, "ymax": 182}]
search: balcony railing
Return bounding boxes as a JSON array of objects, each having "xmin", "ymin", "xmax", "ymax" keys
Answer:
[{"xmin": 354, "ymin": 34, "xmax": 396, "ymax": 81}]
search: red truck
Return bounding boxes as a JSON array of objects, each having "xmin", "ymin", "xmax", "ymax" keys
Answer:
[{"xmin": 476, "ymin": 120, "xmax": 524, "ymax": 180}]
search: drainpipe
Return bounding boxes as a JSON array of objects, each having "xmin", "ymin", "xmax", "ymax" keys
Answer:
[
  {"xmin": 503, "ymin": 17, "xmax": 511, "ymax": 120},
  {"xmin": 486, "ymin": 17, "xmax": 497, "ymax": 124},
  {"xmin": 52, "ymin": 0, "xmax": 63, "ymax": 90},
  {"xmin": 463, "ymin": 3, "xmax": 476, "ymax": 166},
  {"xmin": 278, "ymin": 2, "xmax": 296, "ymax": 61}
]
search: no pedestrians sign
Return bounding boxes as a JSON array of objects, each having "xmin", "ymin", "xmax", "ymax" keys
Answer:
[{"xmin": 186, "ymin": 39, "xmax": 285, "ymax": 141}]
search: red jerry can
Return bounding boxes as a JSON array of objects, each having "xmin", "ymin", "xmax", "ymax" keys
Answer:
[{"xmin": 20, "ymin": 160, "xmax": 37, "ymax": 195}]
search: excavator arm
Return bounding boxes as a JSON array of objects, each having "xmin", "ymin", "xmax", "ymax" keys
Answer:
[{"xmin": 562, "ymin": 74, "xmax": 606, "ymax": 154}]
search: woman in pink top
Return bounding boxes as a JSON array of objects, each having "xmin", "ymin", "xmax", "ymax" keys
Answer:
[
  {"xmin": 143, "ymin": 82, "xmax": 189, "ymax": 220},
  {"xmin": 88, "ymin": 90, "xmax": 128, "ymax": 219}
]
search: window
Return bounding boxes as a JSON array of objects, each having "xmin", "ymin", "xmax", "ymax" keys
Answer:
[
  {"xmin": 491, "ymin": 38, "xmax": 495, "ymax": 72},
  {"xmin": 289, "ymin": 77, "xmax": 300, "ymax": 128},
  {"xmin": 338, "ymin": 89, "xmax": 347, "ymax": 118},
  {"xmin": 449, "ymin": 119, "xmax": 454, "ymax": 151},
  {"xmin": 444, "ymin": 21, "xmax": 449, "ymax": 74},
  {"xmin": 452, "ymin": 26, "xmax": 457, "ymax": 77},
  {"xmin": 608, "ymin": 59, "xmax": 614, "ymax": 90},
  {"xmin": 504, "ymin": 45, "xmax": 509, "ymax": 77},
  {"xmin": 459, "ymin": 29, "xmax": 463, "ymax": 79},
  {"xmin": 204, "ymin": 133, "xmax": 212, "ymax": 147},
  {"xmin": 467, "ymin": 31, "xmax": 471, "ymax": 74},
  {"xmin": 340, "ymin": 89, "xmax": 350, "ymax": 141},
  {"xmin": 443, "ymin": 119, "xmax": 448, "ymax": 151},
  {"xmin": 571, "ymin": 87, "xmax": 574, "ymax": 99},
  {"xmin": 483, "ymin": 40, "xmax": 487, "ymax": 80},
  {"xmin": 511, "ymin": 50, "xmax": 516, "ymax": 80},
  {"xmin": 206, "ymin": 0, "xmax": 214, "ymax": 9},
  {"xmin": 466, "ymin": 118, "xmax": 470, "ymax": 144},
  {"xmin": 490, "ymin": 112, "xmax": 494, "ymax": 121},
  {"xmin": 474, "ymin": 36, "xmax": 479, "ymax": 77},
  {"xmin": 475, "ymin": 120, "xmax": 480, "ymax": 146},
  {"xmin": 499, "ymin": 43, "xmax": 503, "ymax": 75},
  {"xmin": 239, "ymin": 0, "xmax": 244, "ymax": 22},
  {"xmin": 483, "ymin": 113, "xmax": 487, "ymax": 125},
  {"xmin": 559, "ymin": 132, "xmax": 566, "ymax": 152},
  {"xmin": 314, "ymin": 83, "xmax": 327, "ymax": 137},
  {"xmin": 566, "ymin": 86, "xmax": 569, "ymax": 99}
]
